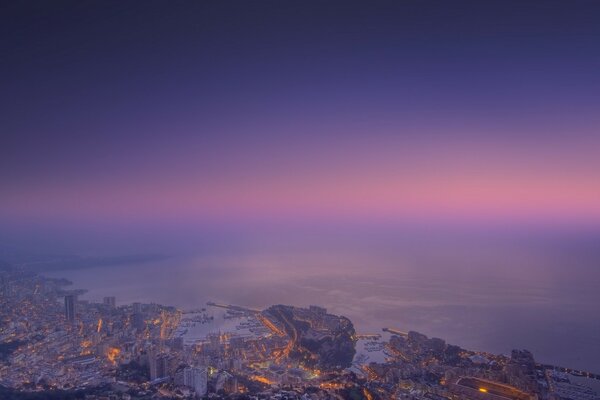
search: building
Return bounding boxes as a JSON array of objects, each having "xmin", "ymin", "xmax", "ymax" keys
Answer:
[
  {"xmin": 103, "ymin": 296, "xmax": 116, "ymax": 309},
  {"xmin": 149, "ymin": 352, "xmax": 170, "ymax": 381},
  {"xmin": 183, "ymin": 366, "xmax": 208, "ymax": 397},
  {"xmin": 132, "ymin": 313, "xmax": 145, "ymax": 332},
  {"xmin": 132, "ymin": 302, "xmax": 142, "ymax": 313},
  {"xmin": 0, "ymin": 274, "xmax": 10, "ymax": 297},
  {"xmin": 131, "ymin": 302, "xmax": 145, "ymax": 331},
  {"xmin": 215, "ymin": 370, "xmax": 238, "ymax": 394},
  {"xmin": 64, "ymin": 294, "xmax": 76, "ymax": 323}
]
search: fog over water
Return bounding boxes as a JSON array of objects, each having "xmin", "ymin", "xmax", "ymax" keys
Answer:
[{"xmin": 39, "ymin": 225, "xmax": 600, "ymax": 373}]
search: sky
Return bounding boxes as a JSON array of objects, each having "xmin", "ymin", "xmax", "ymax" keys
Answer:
[{"xmin": 2, "ymin": 0, "xmax": 600, "ymax": 252}]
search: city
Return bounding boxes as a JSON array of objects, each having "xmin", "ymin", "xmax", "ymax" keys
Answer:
[{"xmin": 1, "ymin": 262, "xmax": 598, "ymax": 400}]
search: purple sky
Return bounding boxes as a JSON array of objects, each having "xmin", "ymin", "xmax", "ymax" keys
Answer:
[{"xmin": 2, "ymin": 1, "xmax": 600, "ymax": 244}]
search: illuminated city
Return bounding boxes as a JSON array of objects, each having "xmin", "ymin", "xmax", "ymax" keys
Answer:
[{"xmin": 1, "ymin": 263, "xmax": 599, "ymax": 399}]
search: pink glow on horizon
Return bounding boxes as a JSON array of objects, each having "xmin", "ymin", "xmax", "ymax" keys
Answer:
[
  {"xmin": 2, "ymin": 131, "xmax": 599, "ymax": 225},
  {"xmin": 3, "ymin": 167, "xmax": 599, "ymax": 225}
]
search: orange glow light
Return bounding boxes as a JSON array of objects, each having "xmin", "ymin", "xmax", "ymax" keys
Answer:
[
  {"xmin": 107, "ymin": 347, "xmax": 120, "ymax": 364},
  {"xmin": 250, "ymin": 375, "xmax": 273, "ymax": 385}
]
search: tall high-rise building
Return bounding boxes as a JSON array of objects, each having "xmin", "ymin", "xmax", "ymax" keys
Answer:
[
  {"xmin": 64, "ymin": 295, "xmax": 76, "ymax": 323},
  {"xmin": 131, "ymin": 302, "xmax": 145, "ymax": 331},
  {"xmin": 0, "ymin": 274, "xmax": 8, "ymax": 297},
  {"xmin": 132, "ymin": 302, "xmax": 142, "ymax": 314},
  {"xmin": 149, "ymin": 352, "xmax": 170, "ymax": 381},
  {"xmin": 103, "ymin": 296, "xmax": 116, "ymax": 309},
  {"xmin": 183, "ymin": 366, "xmax": 208, "ymax": 397},
  {"xmin": 132, "ymin": 313, "xmax": 145, "ymax": 331}
]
